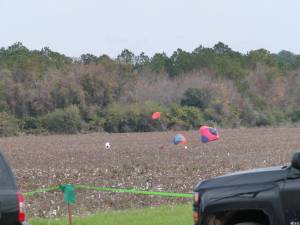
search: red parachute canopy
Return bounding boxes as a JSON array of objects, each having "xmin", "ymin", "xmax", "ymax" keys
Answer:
[
  {"xmin": 199, "ymin": 125, "xmax": 219, "ymax": 143},
  {"xmin": 151, "ymin": 112, "xmax": 161, "ymax": 120}
]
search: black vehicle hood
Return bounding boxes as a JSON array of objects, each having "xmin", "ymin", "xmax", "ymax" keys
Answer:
[{"xmin": 195, "ymin": 166, "xmax": 289, "ymax": 192}]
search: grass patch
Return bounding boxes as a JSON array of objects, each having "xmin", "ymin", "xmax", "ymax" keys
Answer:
[{"xmin": 30, "ymin": 204, "xmax": 193, "ymax": 225}]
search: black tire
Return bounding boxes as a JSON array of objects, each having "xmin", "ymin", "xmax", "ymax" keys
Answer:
[{"xmin": 234, "ymin": 223, "xmax": 264, "ymax": 225}]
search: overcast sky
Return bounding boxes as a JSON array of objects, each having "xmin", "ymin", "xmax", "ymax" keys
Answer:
[{"xmin": 1, "ymin": 0, "xmax": 300, "ymax": 57}]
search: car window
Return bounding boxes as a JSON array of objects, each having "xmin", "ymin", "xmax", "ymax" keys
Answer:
[{"xmin": 0, "ymin": 154, "xmax": 17, "ymax": 190}]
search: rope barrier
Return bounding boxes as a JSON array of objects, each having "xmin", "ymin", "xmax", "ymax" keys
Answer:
[{"xmin": 23, "ymin": 184, "xmax": 193, "ymax": 198}]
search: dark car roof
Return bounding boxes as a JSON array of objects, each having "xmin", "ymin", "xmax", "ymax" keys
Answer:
[{"xmin": 195, "ymin": 166, "xmax": 289, "ymax": 191}]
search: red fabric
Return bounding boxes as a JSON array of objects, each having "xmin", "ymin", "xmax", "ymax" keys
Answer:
[
  {"xmin": 151, "ymin": 112, "xmax": 161, "ymax": 120},
  {"xmin": 199, "ymin": 125, "xmax": 219, "ymax": 142}
]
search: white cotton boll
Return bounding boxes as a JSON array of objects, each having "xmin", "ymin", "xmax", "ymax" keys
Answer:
[{"xmin": 105, "ymin": 142, "xmax": 111, "ymax": 150}]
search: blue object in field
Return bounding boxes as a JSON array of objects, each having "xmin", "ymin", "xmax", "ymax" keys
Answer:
[
  {"xmin": 209, "ymin": 127, "xmax": 218, "ymax": 135},
  {"xmin": 173, "ymin": 134, "xmax": 186, "ymax": 145},
  {"xmin": 201, "ymin": 136, "xmax": 209, "ymax": 143}
]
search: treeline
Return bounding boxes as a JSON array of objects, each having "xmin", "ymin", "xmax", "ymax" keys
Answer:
[{"xmin": 0, "ymin": 42, "xmax": 300, "ymax": 136}]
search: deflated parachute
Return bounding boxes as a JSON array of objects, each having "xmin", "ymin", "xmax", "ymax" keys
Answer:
[
  {"xmin": 173, "ymin": 134, "xmax": 187, "ymax": 145},
  {"xmin": 199, "ymin": 125, "xmax": 219, "ymax": 143}
]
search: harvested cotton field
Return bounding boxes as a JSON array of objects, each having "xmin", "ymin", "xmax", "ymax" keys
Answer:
[{"xmin": 1, "ymin": 127, "xmax": 300, "ymax": 217}]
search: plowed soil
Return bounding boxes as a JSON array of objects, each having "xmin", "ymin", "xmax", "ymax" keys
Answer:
[{"xmin": 1, "ymin": 127, "xmax": 300, "ymax": 218}]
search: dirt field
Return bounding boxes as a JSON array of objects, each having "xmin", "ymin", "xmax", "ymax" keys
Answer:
[{"xmin": 1, "ymin": 127, "xmax": 300, "ymax": 218}]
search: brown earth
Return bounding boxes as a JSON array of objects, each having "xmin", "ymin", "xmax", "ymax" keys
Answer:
[{"xmin": 0, "ymin": 127, "xmax": 300, "ymax": 218}]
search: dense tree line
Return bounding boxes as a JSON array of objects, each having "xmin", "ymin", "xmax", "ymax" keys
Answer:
[{"xmin": 0, "ymin": 42, "xmax": 299, "ymax": 136}]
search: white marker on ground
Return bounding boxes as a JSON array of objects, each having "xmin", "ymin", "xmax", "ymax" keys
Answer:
[{"xmin": 105, "ymin": 142, "xmax": 111, "ymax": 150}]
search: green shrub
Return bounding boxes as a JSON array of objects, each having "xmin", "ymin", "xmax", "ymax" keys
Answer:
[
  {"xmin": 181, "ymin": 88, "xmax": 212, "ymax": 109},
  {"xmin": 248, "ymin": 94, "xmax": 268, "ymax": 110},
  {"xmin": 288, "ymin": 109, "xmax": 300, "ymax": 123},
  {"xmin": 22, "ymin": 116, "xmax": 42, "ymax": 130},
  {"xmin": 254, "ymin": 111, "xmax": 273, "ymax": 126},
  {"xmin": 240, "ymin": 108, "xmax": 275, "ymax": 127},
  {"xmin": 203, "ymin": 100, "xmax": 228, "ymax": 125},
  {"xmin": 168, "ymin": 105, "xmax": 204, "ymax": 130},
  {"xmin": 272, "ymin": 110, "xmax": 287, "ymax": 125},
  {"xmin": 81, "ymin": 106, "xmax": 104, "ymax": 132},
  {"xmin": 104, "ymin": 103, "xmax": 134, "ymax": 132},
  {"xmin": 104, "ymin": 101, "xmax": 167, "ymax": 132},
  {"xmin": 41, "ymin": 105, "xmax": 83, "ymax": 133},
  {"xmin": 0, "ymin": 112, "xmax": 19, "ymax": 136}
]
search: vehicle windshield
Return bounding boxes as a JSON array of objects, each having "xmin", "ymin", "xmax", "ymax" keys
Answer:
[{"xmin": 0, "ymin": 154, "xmax": 17, "ymax": 190}]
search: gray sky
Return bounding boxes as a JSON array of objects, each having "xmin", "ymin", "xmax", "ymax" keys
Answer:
[{"xmin": 1, "ymin": 0, "xmax": 300, "ymax": 57}]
